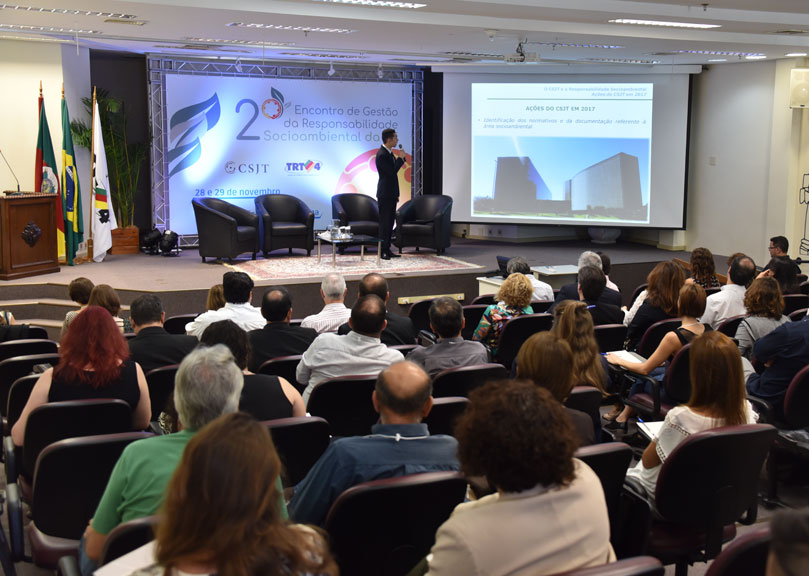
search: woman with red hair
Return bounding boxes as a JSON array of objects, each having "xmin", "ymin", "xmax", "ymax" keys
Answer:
[{"xmin": 11, "ymin": 306, "xmax": 150, "ymax": 446}]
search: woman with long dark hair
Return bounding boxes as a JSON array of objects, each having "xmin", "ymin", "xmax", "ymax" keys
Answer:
[{"xmin": 11, "ymin": 306, "xmax": 150, "ymax": 445}]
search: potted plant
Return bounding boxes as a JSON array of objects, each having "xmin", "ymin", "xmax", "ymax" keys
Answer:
[{"xmin": 71, "ymin": 89, "xmax": 147, "ymax": 253}]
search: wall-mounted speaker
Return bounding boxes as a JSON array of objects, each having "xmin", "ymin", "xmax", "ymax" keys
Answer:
[{"xmin": 790, "ymin": 68, "xmax": 809, "ymax": 108}]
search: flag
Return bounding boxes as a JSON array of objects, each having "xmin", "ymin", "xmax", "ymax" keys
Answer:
[
  {"xmin": 61, "ymin": 95, "xmax": 84, "ymax": 266},
  {"xmin": 91, "ymin": 99, "xmax": 117, "ymax": 262},
  {"xmin": 35, "ymin": 92, "xmax": 63, "ymax": 251}
]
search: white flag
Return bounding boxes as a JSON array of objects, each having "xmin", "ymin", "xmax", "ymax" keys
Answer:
[{"xmin": 91, "ymin": 100, "xmax": 117, "ymax": 262}]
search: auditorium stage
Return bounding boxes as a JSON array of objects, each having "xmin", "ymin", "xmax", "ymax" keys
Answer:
[{"xmin": 0, "ymin": 237, "xmax": 692, "ymax": 321}]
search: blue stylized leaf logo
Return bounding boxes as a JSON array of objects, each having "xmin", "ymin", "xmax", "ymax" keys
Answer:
[{"xmin": 168, "ymin": 93, "xmax": 221, "ymax": 178}]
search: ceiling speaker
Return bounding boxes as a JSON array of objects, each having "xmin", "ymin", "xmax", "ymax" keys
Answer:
[{"xmin": 790, "ymin": 68, "xmax": 809, "ymax": 108}]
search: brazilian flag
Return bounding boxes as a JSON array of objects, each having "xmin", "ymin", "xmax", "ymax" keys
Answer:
[{"xmin": 61, "ymin": 95, "xmax": 84, "ymax": 266}]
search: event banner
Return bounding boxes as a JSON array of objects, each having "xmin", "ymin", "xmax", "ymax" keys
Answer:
[{"xmin": 164, "ymin": 74, "xmax": 414, "ymax": 235}]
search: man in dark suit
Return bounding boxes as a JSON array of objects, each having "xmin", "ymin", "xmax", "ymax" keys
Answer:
[
  {"xmin": 577, "ymin": 265, "xmax": 624, "ymax": 325},
  {"xmin": 549, "ymin": 250, "xmax": 622, "ymax": 312},
  {"xmin": 248, "ymin": 286, "xmax": 318, "ymax": 372},
  {"xmin": 338, "ymin": 272, "xmax": 416, "ymax": 345},
  {"xmin": 376, "ymin": 128, "xmax": 406, "ymax": 260},
  {"xmin": 128, "ymin": 295, "xmax": 198, "ymax": 374}
]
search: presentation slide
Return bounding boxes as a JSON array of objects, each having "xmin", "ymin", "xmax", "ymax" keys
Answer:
[
  {"xmin": 443, "ymin": 73, "xmax": 690, "ymax": 229},
  {"xmin": 163, "ymin": 75, "xmax": 413, "ymax": 236},
  {"xmin": 472, "ymin": 83, "xmax": 652, "ymax": 223}
]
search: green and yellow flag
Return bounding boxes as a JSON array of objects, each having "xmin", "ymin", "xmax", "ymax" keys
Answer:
[{"xmin": 60, "ymin": 92, "xmax": 84, "ymax": 265}]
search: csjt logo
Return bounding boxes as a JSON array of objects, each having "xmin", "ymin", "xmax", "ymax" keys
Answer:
[
  {"xmin": 262, "ymin": 88, "xmax": 286, "ymax": 120},
  {"xmin": 168, "ymin": 94, "xmax": 221, "ymax": 177},
  {"xmin": 285, "ymin": 160, "xmax": 322, "ymax": 174}
]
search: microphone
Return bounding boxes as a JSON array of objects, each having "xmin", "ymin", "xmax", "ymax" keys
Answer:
[{"xmin": 0, "ymin": 148, "xmax": 21, "ymax": 193}]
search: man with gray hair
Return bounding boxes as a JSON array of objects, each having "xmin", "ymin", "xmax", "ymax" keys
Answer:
[
  {"xmin": 301, "ymin": 272, "xmax": 351, "ymax": 334},
  {"xmin": 507, "ymin": 257, "xmax": 553, "ymax": 302},
  {"xmin": 550, "ymin": 250, "xmax": 622, "ymax": 312},
  {"xmin": 79, "ymin": 345, "xmax": 246, "ymax": 574}
]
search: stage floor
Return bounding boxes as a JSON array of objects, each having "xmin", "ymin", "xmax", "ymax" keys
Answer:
[{"xmin": 0, "ymin": 237, "xmax": 691, "ymax": 292}]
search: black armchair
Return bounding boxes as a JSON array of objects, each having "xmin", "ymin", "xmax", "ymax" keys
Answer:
[
  {"xmin": 255, "ymin": 193, "xmax": 314, "ymax": 256},
  {"xmin": 332, "ymin": 193, "xmax": 379, "ymax": 236},
  {"xmin": 394, "ymin": 194, "xmax": 453, "ymax": 254},
  {"xmin": 192, "ymin": 197, "xmax": 258, "ymax": 262}
]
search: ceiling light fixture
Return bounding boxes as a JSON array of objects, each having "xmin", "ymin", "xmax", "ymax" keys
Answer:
[
  {"xmin": 745, "ymin": 55, "xmax": 767, "ymax": 60},
  {"xmin": 0, "ymin": 4, "xmax": 136, "ymax": 18},
  {"xmin": 227, "ymin": 22, "xmax": 355, "ymax": 34},
  {"xmin": 377, "ymin": 63, "xmax": 383, "ymax": 78},
  {"xmin": 328, "ymin": 61, "xmax": 335, "ymax": 76},
  {"xmin": 786, "ymin": 52, "xmax": 808, "ymax": 57},
  {"xmin": 708, "ymin": 59, "xmax": 727, "ymax": 62},
  {"xmin": 185, "ymin": 37, "xmax": 292, "ymax": 47},
  {"xmin": 582, "ymin": 57, "xmax": 661, "ymax": 64},
  {"xmin": 312, "ymin": 0, "xmax": 427, "ymax": 8},
  {"xmin": 0, "ymin": 23, "xmax": 101, "ymax": 33},
  {"xmin": 234, "ymin": 58, "xmax": 242, "ymax": 72},
  {"xmin": 609, "ymin": 18, "xmax": 721, "ymax": 30}
]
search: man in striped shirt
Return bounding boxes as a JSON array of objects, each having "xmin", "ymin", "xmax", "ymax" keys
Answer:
[{"xmin": 301, "ymin": 273, "xmax": 351, "ymax": 334}]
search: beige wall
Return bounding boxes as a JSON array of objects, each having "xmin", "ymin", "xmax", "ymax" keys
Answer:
[{"xmin": 0, "ymin": 40, "xmax": 91, "ymax": 250}]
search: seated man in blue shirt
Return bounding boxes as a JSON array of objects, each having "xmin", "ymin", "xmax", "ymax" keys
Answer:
[
  {"xmin": 744, "ymin": 317, "xmax": 809, "ymax": 419},
  {"xmin": 289, "ymin": 361, "xmax": 460, "ymax": 526}
]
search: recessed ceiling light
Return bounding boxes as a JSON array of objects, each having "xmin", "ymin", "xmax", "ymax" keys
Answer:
[
  {"xmin": 708, "ymin": 59, "xmax": 727, "ymax": 62},
  {"xmin": 786, "ymin": 52, "xmax": 808, "ymax": 57},
  {"xmin": 530, "ymin": 41, "xmax": 624, "ymax": 50},
  {"xmin": 184, "ymin": 37, "xmax": 292, "ymax": 47},
  {"xmin": 0, "ymin": 33, "xmax": 71, "ymax": 43},
  {"xmin": 0, "ymin": 23, "xmax": 101, "ymax": 33},
  {"xmin": 609, "ymin": 19, "xmax": 721, "ymax": 30},
  {"xmin": 0, "ymin": 4, "xmax": 135, "ymax": 18},
  {"xmin": 280, "ymin": 52, "xmax": 365, "ymax": 59},
  {"xmin": 227, "ymin": 22, "xmax": 355, "ymax": 34},
  {"xmin": 582, "ymin": 57, "xmax": 661, "ymax": 64},
  {"xmin": 312, "ymin": 0, "xmax": 426, "ymax": 8},
  {"xmin": 746, "ymin": 55, "xmax": 767, "ymax": 60},
  {"xmin": 676, "ymin": 50, "xmax": 762, "ymax": 57}
]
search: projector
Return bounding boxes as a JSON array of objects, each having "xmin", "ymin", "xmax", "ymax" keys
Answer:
[{"xmin": 504, "ymin": 52, "xmax": 539, "ymax": 63}]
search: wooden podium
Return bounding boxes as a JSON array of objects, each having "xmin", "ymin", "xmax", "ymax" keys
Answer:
[{"xmin": 0, "ymin": 193, "xmax": 60, "ymax": 280}]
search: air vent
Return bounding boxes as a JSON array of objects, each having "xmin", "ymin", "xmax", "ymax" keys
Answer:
[
  {"xmin": 279, "ymin": 52, "xmax": 365, "ymax": 59},
  {"xmin": 770, "ymin": 29, "xmax": 809, "ymax": 35},
  {"xmin": 104, "ymin": 18, "xmax": 146, "ymax": 25}
]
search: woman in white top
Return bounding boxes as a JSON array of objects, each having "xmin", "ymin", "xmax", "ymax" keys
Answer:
[
  {"xmin": 626, "ymin": 331, "xmax": 758, "ymax": 498},
  {"xmin": 155, "ymin": 412, "xmax": 337, "ymax": 576}
]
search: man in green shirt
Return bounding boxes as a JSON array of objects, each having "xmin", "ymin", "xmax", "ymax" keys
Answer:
[{"xmin": 79, "ymin": 345, "xmax": 246, "ymax": 575}]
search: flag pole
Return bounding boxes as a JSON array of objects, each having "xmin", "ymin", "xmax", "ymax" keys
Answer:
[{"xmin": 86, "ymin": 86, "xmax": 96, "ymax": 262}]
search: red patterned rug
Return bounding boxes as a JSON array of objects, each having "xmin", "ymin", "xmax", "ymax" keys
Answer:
[{"xmin": 226, "ymin": 251, "xmax": 483, "ymax": 281}]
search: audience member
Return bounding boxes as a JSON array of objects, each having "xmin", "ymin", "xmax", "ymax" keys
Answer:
[
  {"xmin": 766, "ymin": 236, "xmax": 801, "ymax": 274},
  {"xmin": 607, "ymin": 283, "xmax": 710, "ymax": 430},
  {"xmin": 337, "ymin": 273, "xmax": 416, "ymax": 345},
  {"xmin": 127, "ymin": 294, "xmax": 198, "ymax": 374},
  {"xmin": 407, "ymin": 297, "xmax": 489, "ymax": 377},
  {"xmin": 552, "ymin": 300, "xmax": 609, "ymax": 394},
  {"xmin": 767, "ymin": 507, "xmax": 809, "ymax": 576},
  {"xmin": 597, "ymin": 251, "xmax": 619, "ymax": 292},
  {"xmin": 79, "ymin": 345, "xmax": 245, "ymax": 574},
  {"xmin": 153, "ymin": 412, "xmax": 337, "ymax": 576},
  {"xmin": 296, "ymin": 294, "xmax": 403, "ymax": 405},
  {"xmin": 687, "ymin": 247, "xmax": 721, "ymax": 289},
  {"xmin": 12, "ymin": 306, "xmax": 150, "ymax": 446},
  {"xmin": 506, "ymin": 256, "xmax": 553, "ymax": 301},
  {"xmin": 761, "ymin": 256, "xmax": 800, "ymax": 295},
  {"xmin": 425, "ymin": 381, "xmax": 614, "ymax": 575},
  {"xmin": 300, "ymin": 272, "xmax": 351, "ymax": 334},
  {"xmin": 624, "ymin": 261, "xmax": 685, "ymax": 351},
  {"xmin": 576, "ymin": 265, "xmax": 624, "ymax": 325},
  {"xmin": 201, "ymin": 320, "xmax": 305, "ymax": 419},
  {"xmin": 88, "ymin": 283, "xmax": 131, "ymax": 332},
  {"xmin": 186, "ymin": 271, "xmax": 264, "ymax": 337},
  {"xmin": 248, "ymin": 286, "xmax": 317, "ymax": 372},
  {"xmin": 517, "ymin": 332, "xmax": 596, "ymax": 445},
  {"xmin": 745, "ymin": 312, "xmax": 809, "ymax": 419},
  {"xmin": 0, "ymin": 310, "xmax": 30, "ymax": 342},
  {"xmin": 206, "ymin": 283, "xmax": 225, "ymax": 311},
  {"xmin": 625, "ymin": 331, "xmax": 757, "ymax": 498},
  {"xmin": 551, "ymin": 251, "xmax": 622, "ymax": 311},
  {"xmin": 61, "ymin": 276, "xmax": 94, "ymax": 337},
  {"xmin": 700, "ymin": 255, "xmax": 756, "ymax": 329},
  {"xmin": 472, "ymin": 273, "xmax": 534, "ymax": 356},
  {"xmin": 289, "ymin": 361, "xmax": 459, "ymax": 525},
  {"xmin": 735, "ymin": 277, "xmax": 789, "ymax": 360}
]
